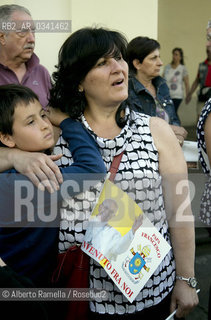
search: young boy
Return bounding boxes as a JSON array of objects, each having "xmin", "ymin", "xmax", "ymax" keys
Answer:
[{"xmin": 0, "ymin": 84, "xmax": 106, "ymax": 287}]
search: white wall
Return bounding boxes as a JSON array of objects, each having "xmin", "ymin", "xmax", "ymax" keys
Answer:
[
  {"xmin": 2, "ymin": 0, "xmax": 158, "ymax": 75},
  {"xmin": 71, "ymin": 0, "xmax": 158, "ymax": 41}
]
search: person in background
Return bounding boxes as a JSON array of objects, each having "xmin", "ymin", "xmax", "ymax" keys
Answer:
[
  {"xmin": 0, "ymin": 4, "xmax": 51, "ymax": 108},
  {"xmin": 163, "ymin": 47, "xmax": 190, "ymax": 125},
  {"xmin": 0, "ymin": 5, "xmax": 58, "ymax": 188},
  {"xmin": 126, "ymin": 36, "xmax": 188, "ymax": 146},
  {"xmin": 186, "ymin": 20, "xmax": 211, "ymax": 119}
]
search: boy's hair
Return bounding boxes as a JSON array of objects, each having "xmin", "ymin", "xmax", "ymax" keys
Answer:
[{"xmin": 0, "ymin": 84, "xmax": 39, "ymax": 135}]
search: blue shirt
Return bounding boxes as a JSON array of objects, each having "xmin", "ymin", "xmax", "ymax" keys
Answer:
[
  {"xmin": 0, "ymin": 118, "xmax": 106, "ymax": 286},
  {"xmin": 127, "ymin": 76, "xmax": 180, "ymax": 126}
]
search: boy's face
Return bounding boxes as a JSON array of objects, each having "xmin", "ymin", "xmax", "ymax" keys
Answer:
[{"xmin": 8, "ymin": 100, "xmax": 54, "ymax": 151}]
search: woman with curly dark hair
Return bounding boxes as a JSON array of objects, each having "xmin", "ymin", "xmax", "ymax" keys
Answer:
[
  {"xmin": 0, "ymin": 26, "xmax": 198, "ymax": 319},
  {"xmin": 49, "ymin": 27, "xmax": 128, "ymax": 126},
  {"xmin": 48, "ymin": 27, "xmax": 198, "ymax": 320}
]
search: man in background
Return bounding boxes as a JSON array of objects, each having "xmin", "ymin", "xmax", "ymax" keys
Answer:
[{"xmin": 0, "ymin": 4, "xmax": 51, "ymax": 108}]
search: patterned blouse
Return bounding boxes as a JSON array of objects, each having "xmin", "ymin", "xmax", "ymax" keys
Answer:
[
  {"xmin": 197, "ymin": 98, "xmax": 211, "ymax": 174},
  {"xmin": 53, "ymin": 108, "xmax": 175, "ymax": 315},
  {"xmin": 197, "ymin": 99, "xmax": 211, "ymax": 226}
]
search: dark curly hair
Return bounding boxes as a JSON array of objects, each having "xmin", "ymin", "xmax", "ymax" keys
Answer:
[{"xmin": 49, "ymin": 27, "xmax": 128, "ymax": 126}]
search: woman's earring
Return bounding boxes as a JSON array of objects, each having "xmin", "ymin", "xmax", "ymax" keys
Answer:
[{"xmin": 78, "ymin": 86, "xmax": 84, "ymax": 93}]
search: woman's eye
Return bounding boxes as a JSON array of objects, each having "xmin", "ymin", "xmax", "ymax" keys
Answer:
[
  {"xmin": 97, "ymin": 60, "xmax": 106, "ymax": 67},
  {"xmin": 27, "ymin": 120, "xmax": 34, "ymax": 125},
  {"xmin": 41, "ymin": 113, "xmax": 47, "ymax": 118},
  {"xmin": 115, "ymin": 55, "xmax": 122, "ymax": 61}
]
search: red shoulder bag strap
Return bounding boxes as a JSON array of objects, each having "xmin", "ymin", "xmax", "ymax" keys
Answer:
[{"xmin": 109, "ymin": 151, "xmax": 124, "ymax": 182}]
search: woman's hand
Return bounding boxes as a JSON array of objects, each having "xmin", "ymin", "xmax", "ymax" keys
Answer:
[
  {"xmin": 47, "ymin": 107, "xmax": 70, "ymax": 127},
  {"xmin": 170, "ymin": 280, "xmax": 199, "ymax": 318},
  {"xmin": 170, "ymin": 125, "xmax": 188, "ymax": 146},
  {"xmin": 11, "ymin": 149, "xmax": 63, "ymax": 193}
]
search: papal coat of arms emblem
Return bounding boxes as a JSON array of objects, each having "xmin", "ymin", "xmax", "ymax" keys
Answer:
[{"xmin": 123, "ymin": 245, "xmax": 151, "ymax": 282}]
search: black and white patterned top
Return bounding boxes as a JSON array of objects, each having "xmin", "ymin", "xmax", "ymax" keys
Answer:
[
  {"xmin": 197, "ymin": 99, "xmax": 211, "ymax": 226},
  {"xmin": 53, "ymin": 108, "xmax": 175, "ymax": 315},
  {"xmin": 197, "ymin": 98, "xmax": 211, "ymax": 174}
]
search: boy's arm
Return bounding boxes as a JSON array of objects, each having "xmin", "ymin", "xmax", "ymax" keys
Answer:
[
  {"xmin": 59, "ymin": 118, "xmax": 106, "ymax": 174},
  {"xmin": 0, "ymin": 118, "xmax": 106, "ymax": 229},
  {"xmin": 0, "ymin": 115, "xmax": 106, "ymax": 191}
]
